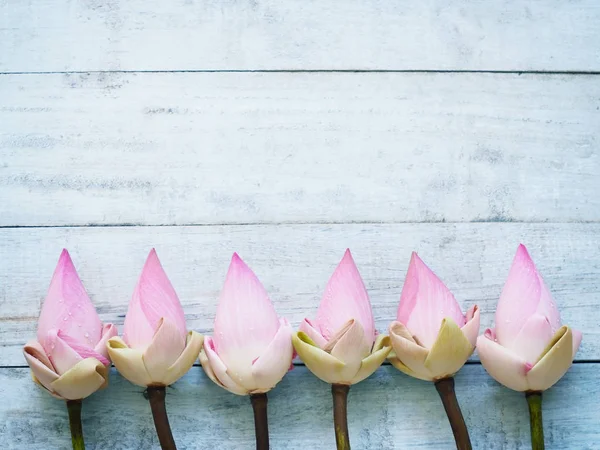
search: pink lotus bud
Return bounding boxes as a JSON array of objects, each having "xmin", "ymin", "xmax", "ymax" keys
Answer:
[
  {"xmin": 477, "ymin": 244, "xmax": 582, "ymax": 391},
  {"xmin": 199, "ymin": 253, "xmax": 293, "ymax": 395},
  {"xmin": 23, "ymin": 249, "xmax": 117, "ymax": 400},
  {"xmin": 293, "ymin": 249, "xmax": 391, "ymax": 385},
  {"xmin": 388, "ymin": 252, "xmax": 480, "ymax": 381},
  {"xmin": 107, "ymin": 250, "xmax": 203, "ymax": 387}
]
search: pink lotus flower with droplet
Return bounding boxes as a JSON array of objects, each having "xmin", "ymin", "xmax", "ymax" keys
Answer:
[
  {"xmin": 388, "ymin": 252, "xmax": 480, "ymax": 381},
  {"xmin": 477, "ymin": 244, "xmax": 582, "ymax": 392},
  {"xmin": 23, "ymin": 249, "xmax": 117, "ymax": 400},
  {"xmin": 107, "ymin": 249, "xmax": 203, "ymax": 387},
  {"xmin": 293, "ymin": 249, "xmax": 391, "ymax": 385},
  {"xmin": 199, "ymin": 253, "xmax": 293, "ymax": 395}
]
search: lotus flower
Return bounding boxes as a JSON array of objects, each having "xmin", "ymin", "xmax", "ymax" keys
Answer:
[
  {"xmin": 477, "ymin": 244, "xmax": 582, "ymax": 392},
  {"xmin": 107, "ymin": 249, "xmax": 203, "ymax": 387},
  {"xmin": 23, "ymin": 249, "xmax": 117, "ymax": 400},
  {"xmin": 388, "ymin": 252, "xmax": 480, "ymax": 381},
  {"xmin": 199, "ymin": 253, "xmax": 293, "ymax": 395},
  {"xmin": 292, "ymin": 249, "xmax": 391, "ymax": 385}
]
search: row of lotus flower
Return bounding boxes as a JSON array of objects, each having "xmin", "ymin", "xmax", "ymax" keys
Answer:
[{"xmin": 23, "ymin": 244, "xmax": 580, "ymax": 449}]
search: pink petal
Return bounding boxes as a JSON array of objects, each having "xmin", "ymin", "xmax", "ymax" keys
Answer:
[
  {"xmin": 23, "ymin": 340, "xmax": 54, "ymax": 371},
  {"xmin": 572, "ymin": 329, "xmax": 582, "ymax": 358},
  {"xmin": 37, "ymin": 250, "xmax": 102, "ymax": 349},
  {"xmin": 536, "ymin": 275, "xmax": 562, "ymax": 333},
  {"xmin": 460, "ymin": 305, "xmax": 480, "ymax": 348},
  {"xmin": 24, "ymin": 343, "xmax": 59, "ymax": 392},
  {"xmin": 298, "ymin": 319, "xmax": 328, "ymax": 349},
  {"xmin": 45, "ymin": 329, "xmax": 83, "ymax": 375},
  {"xmin": 398, "ymin": 252, "xmax": 465, "ymax": 349},
  {"xmin": 122, "ymin": 286, "xmax": 156, "ymax": 349},
  {"xmin": 251, "ymin": 318, "xmax": 294, "ymax": 390},
  {"xmin": 58, "ymin": 331, "xmax": 110, "ymax": 366},
  {"xmin": 328, "ymin": 319, "xmax": 371, "ymax": 369},
  {"xmin": 213, "ymin": 254, "xmax": 280, "ymax": 365},
  {"xmin": 93, "ymin": 324, "xmax": 118, "ymax": 361},
  {"xmin": 315, "ymin": 249, "xmax": 375, "ymax": 343},
  {"xmin": 496, "ymin": 244, "xmax": 557, "ymax": 346},
  {"xmin": 124, "ymin": 249, "xmax": 187, "ymax": 347},
  {"xmin": 506, "ymin": 314, "xmax": 553, "ymax": 363},
  {"xmin": 477, "ymin": 331, "xmax": 529, "ymax": 392}
]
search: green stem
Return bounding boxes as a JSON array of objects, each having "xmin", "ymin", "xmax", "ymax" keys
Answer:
[
  {"xmin": 331, "ymin": 384, "xmax": 351, "ymax": 450},
  {"xmin": 66, "ymin": 400, "xmax": 85, "ymax": 450},
  {"xmin": 434, "ymin": 377, "xmax": 472, "ymax": 450},
  {"xmin": 526, "ymin": 392, "xmax": 545, "ymax": 450},
  {"xmin": 250, "ymin": 393, "xmax": 269, "ymax": 450},
  {"xmin": 146, "ymin": 386, "xmax": 177, "ymax": 450}
]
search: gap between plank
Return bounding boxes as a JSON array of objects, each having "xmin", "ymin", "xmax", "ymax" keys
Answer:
[
  {"xmin": 1, "ymin": 69, "xmax": 600, "ymax": 76},
  {"xmin": 3, "ymin": 360, "xmax": 599, "ymax": 370},
  {"xmin": 1, "ymin": 220, "xmax": 599, "ymax": 229}
]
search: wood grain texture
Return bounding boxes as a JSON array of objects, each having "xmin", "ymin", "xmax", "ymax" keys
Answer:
[
  {"xmin": 2, "ymin": 223, "xmax": 598, "ymax": 365},
  {"xmin": 1, "ymin": 72, "xmax": 599, "ymax": 226},
  {"xmin": 0, "ymin": 364, "xmax": 597, "ymax": 449},
  {"xmin": 2, "ymin": 0, "xmax": 600, "ymax": 72}
]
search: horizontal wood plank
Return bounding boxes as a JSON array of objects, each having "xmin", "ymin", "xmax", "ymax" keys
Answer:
[
  {"xmin": 1, "ymin": 72, "xmax": 599, "ymax": 226},
  {"xmin": 1, "ymin": 0, "xmax": 600, "ymax": 72},
  {"xmin": 0, "ymin": 364, "xmax": 597, "ymax": 449},
  {"xmin": 1, "ymin": 223, "xmax": 598, "ymax": 365}
]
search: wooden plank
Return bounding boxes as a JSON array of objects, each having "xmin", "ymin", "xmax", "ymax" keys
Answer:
[
  {"xmin": 1, "ymin": 223, "xmax": 598, "ymax": 366},
  {"xmin": 1, "ymin": 72, "xmax": 599, "ymax": 226},
  {"xmin": 0, "ymin": 364, "xmax": 597, "ymax": 449},
  {"xmin": 1, "ymin": 1, "xmax": 600, "ymax": 72}
]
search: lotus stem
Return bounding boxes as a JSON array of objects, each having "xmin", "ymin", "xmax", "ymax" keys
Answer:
[
  {"xmin": 331, "ymin": 384, "xmax": 351, "ymax": 450},
  {"xmin": 66, "ymin": 400, "xmax": 85, "ymax": 450},
  {"xmin": 146, "ymin": 386, "xmax": 177, "ymax": 450},
  {"xmin": 434, "ymin": 377, "xmax": 472, "ymax": 450},
  {"xmin": 526, "ymin": 392, "xmax": 544, "ymax": 450},
  {"xmin": 250, "ymin": 393, "xmax": 269, "ymax": 450}
]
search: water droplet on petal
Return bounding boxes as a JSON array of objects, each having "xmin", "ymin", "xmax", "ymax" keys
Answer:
[
  {"xmin": 68, "ymin": 311, "xmax": 72, "ymax": 316},
  {"xmin": 505, "ymin": 319, "xmax": 511, "ymax": 323},
  {"xmin": 84, "ymin": 332, "xmax": 89, "ymax": 338},
  {"xmin": 63, "ymin": 316, "xmax": 68, "ymax": 321}
]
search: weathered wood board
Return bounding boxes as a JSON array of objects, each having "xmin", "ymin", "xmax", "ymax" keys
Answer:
[
  {"xmin": 1, "ymin": 0, "xmax": 599, "ymax": 448},
  {"xmin": 2, "ymin": 0, "xmax": 600, "ymax": 72},
  {"xmin": 1, "ymin": 73, "xmax": 599, "ymax": 226},
  {"xmin": 1, "ymin": 365, "xmax": 597, "ymax": 449},
  {"xmin": 2, "ymin": 223, "xmax": 598, "ymax": 366}
]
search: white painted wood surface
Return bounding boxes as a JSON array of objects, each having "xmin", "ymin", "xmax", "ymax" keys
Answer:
[
  {"xmin": 1, "ymin": 223, "xmax": 598, "ymax": 365},
  {"xmin": 1, "ymin": 0, "xmax": 600, "ymax": 72},
  {"xmin": 1, "ymin": 73, "xmax": 599, "ymax": 226},
  {"xmin": 2, "ymin": 365, "xmax": 599, "ymax": 450},
  {"xmin": 1, "ymin": 0, "xmax": 599, "ymax": 448}
]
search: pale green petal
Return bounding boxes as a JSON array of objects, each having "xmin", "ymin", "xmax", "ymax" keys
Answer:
[
  {"xmin": 161, "ymin": 331, "xmax": 204, "ymax": 386},
  {"xmin": 351, "ymin": 336, "xmax": 391, "ymax": 384},
  {"xmin": 107, "ymin": 337, "xmax": 152, "ymax": 387},
  {"xmin": 292, "ymin": 332, "xmax": 347, "ymax": 384},
  {"xmin": 51, "ymin": 358, "xmax": 108, "ymax": 400},
  {"xmin": 388, "ymin": 356, "xmax": 433, "ymax": 381},
  {"xmin": 527, "ymin": 326, "xmax": 574, "ymax": 391},
  {"xmin": 425, "ymin": 318, "xmax": 473, "ymax": 380},
  {"xmin": 389, "ymin": 321, "xmax": 431, "ymax": 380}
]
